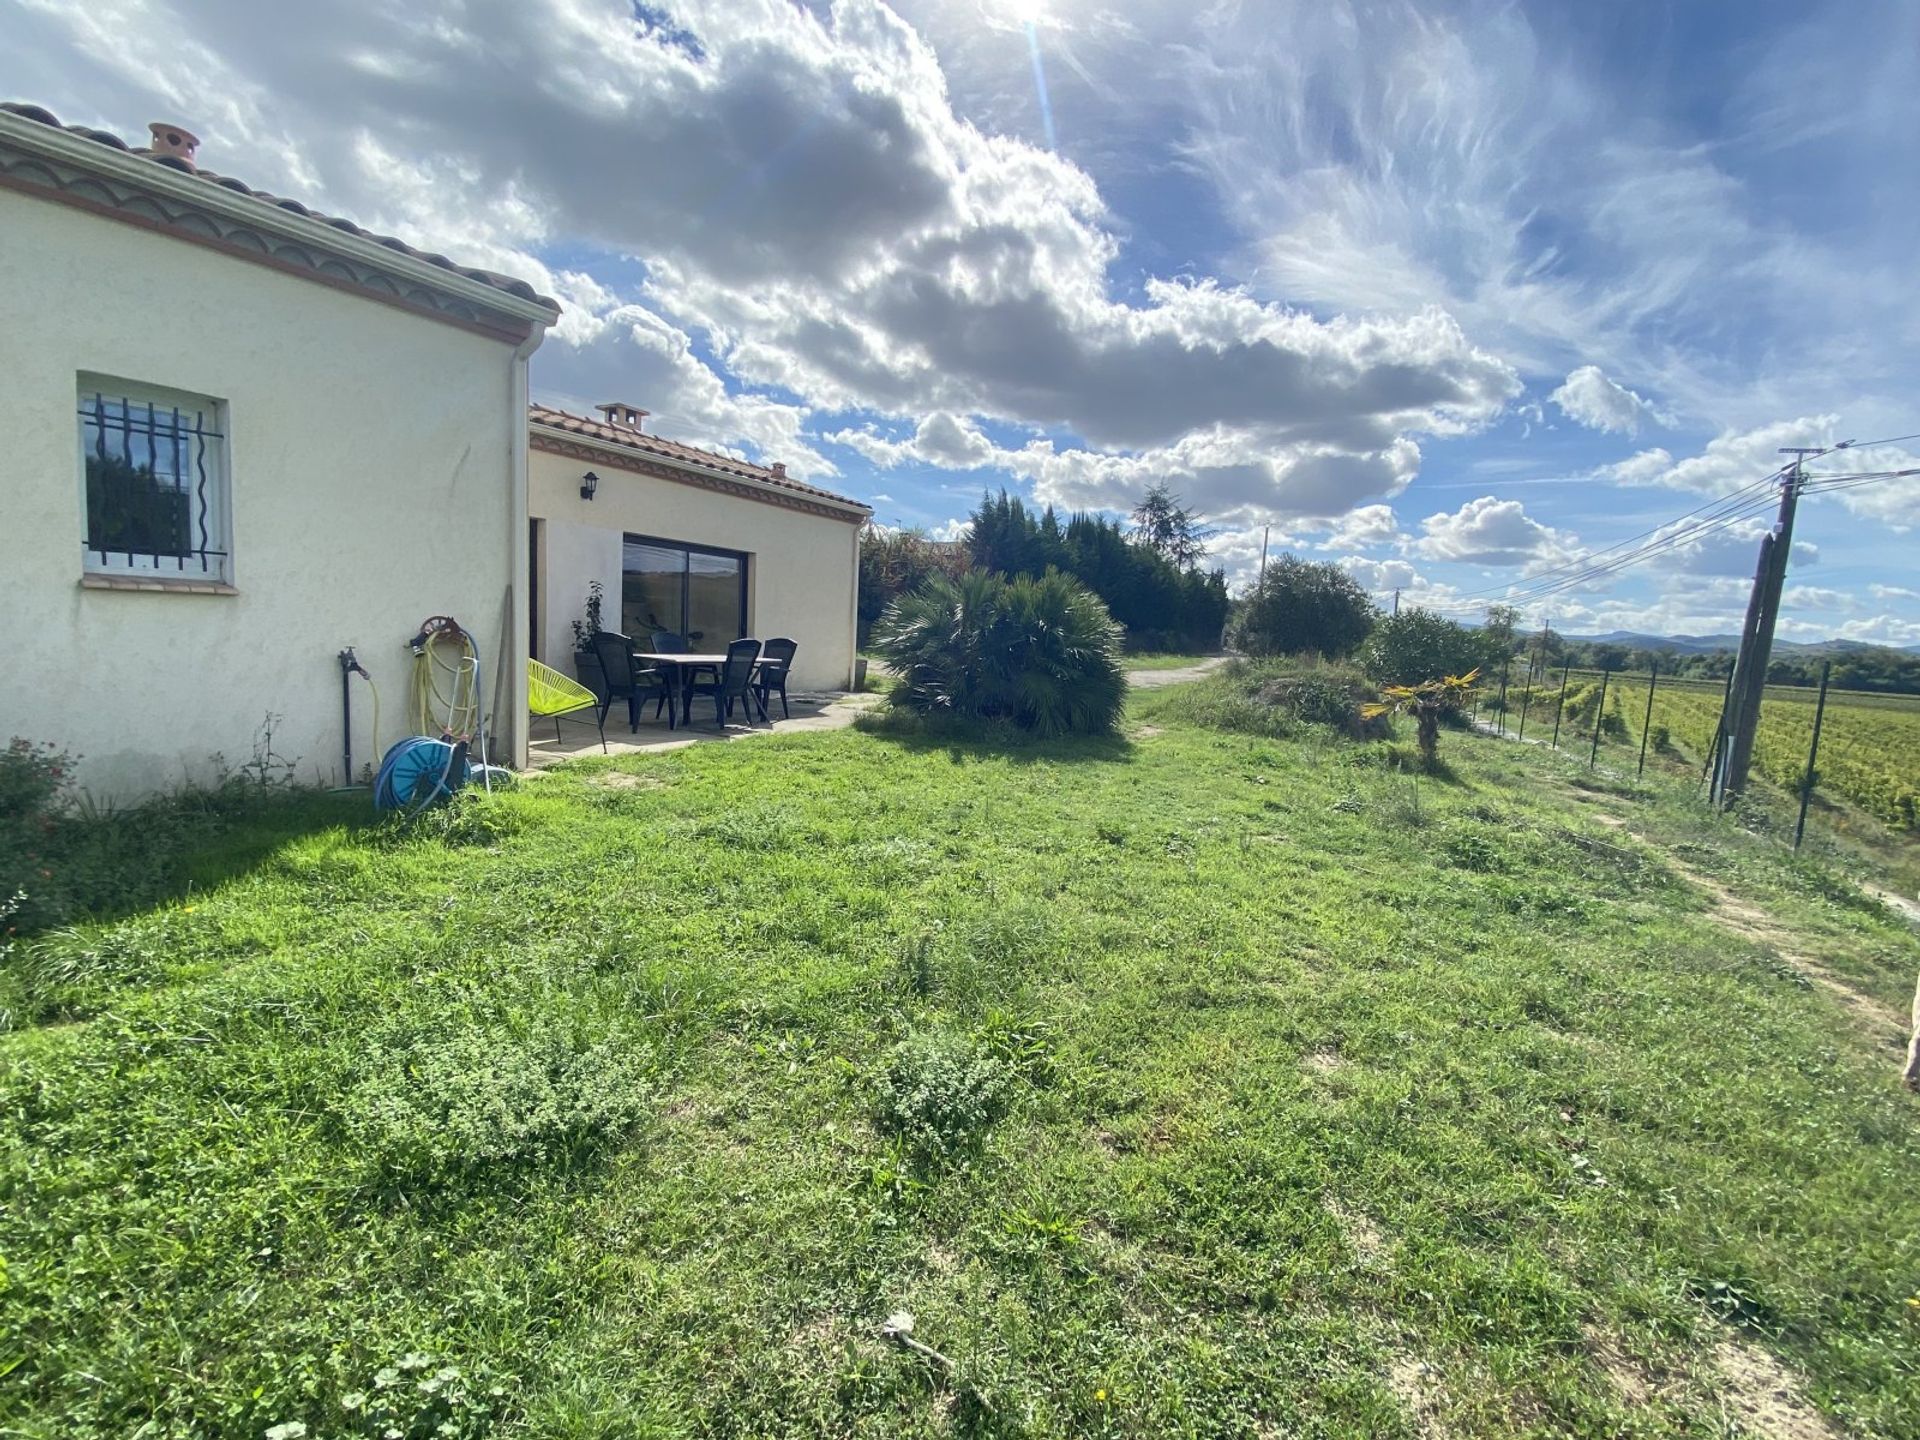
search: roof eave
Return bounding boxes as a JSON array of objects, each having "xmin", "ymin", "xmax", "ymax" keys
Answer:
[
  {"xmin": 529, "ymin": 419, "xmax": 871, "ymax": 518},
  {"xmin": 0, "ymin": 109, "xmax": 558, "ymax": 330}
]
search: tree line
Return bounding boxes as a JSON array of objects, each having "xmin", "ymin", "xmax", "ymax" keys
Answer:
[
  {"xmin": 1495, "ymin": 631, "xmax": 1920, "ymax": 696},
  {"xmin": 860, "ymin": 485, "xmax": 1230, "ymax": 652}
]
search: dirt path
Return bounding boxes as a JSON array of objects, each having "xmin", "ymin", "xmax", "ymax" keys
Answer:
[
  {"xmin": 1127, "ymin": 657, "xmax": 1229, "ymax": 688},
  {"xmin": 1583, "ymin": 810, "xmax": 1913, "ymax": 1055}
]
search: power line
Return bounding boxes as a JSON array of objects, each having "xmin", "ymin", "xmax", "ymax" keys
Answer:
[
  {"xmin": 1433, "ymin": 468, "xmax": 1789, "ymax": 606},
  {"xmin": 1422, "ymin": 485, "xmax": 1786, "ymax": 615},
  {"xmin": 1367, "ymin": 429, "xmax": 1917, "ymax": 623},
  {"xmin": 1417, "ymin": 438, "xmax": 1919, "ymax": 619}
]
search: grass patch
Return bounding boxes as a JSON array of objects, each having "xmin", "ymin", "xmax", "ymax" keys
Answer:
[{"xmin": 2, "ymin": 698, "xmax": 1917, "ymax": 1437}]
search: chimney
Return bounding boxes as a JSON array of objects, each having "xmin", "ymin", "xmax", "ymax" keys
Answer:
[
  {"xmin": 148, "ymin": 121, "xmax": 200, "ymax": 168},
  {"xmin": 768, "ymin": 462, "xmax": 787, "ymax": 479},
  {"xmin": 594, "ymin": 402, "xmax": 648, "ymax": 431}
]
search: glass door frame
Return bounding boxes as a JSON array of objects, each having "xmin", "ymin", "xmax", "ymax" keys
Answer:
[{"xmin": 621, "ymin": 532, "xmax": 750, "ymax": 645}]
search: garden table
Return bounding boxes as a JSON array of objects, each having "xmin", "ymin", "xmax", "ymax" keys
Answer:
[{"xmin": 632, "ymin": 652, "xmax": 726, "ymax": 726}]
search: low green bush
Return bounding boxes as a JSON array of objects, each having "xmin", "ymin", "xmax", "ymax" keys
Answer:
[
  {"xmin": 0, "ymin": 739, "xmax": 75, "ymax": 938},
  {"xmin": 875, "ymin": 1027, "xmax": 1010, "ymax": 1157},
  {"xmin": 872, "ymin": 569, "xmax": 1127, "ymax": 737},
  {"xmin": 1145, "ymin": 658, "xmax": 1385, "ymax": 740},
  {"xmin": 343, "ymin": 1002, "xmax": 655, "ymax": 1183}
]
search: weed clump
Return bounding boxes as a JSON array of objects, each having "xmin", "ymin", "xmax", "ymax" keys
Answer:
[
  {"xmin": 344, "ymin": 1005, "xmax": 654, "ymax": 1183},
  {"xmin": 876, "ymin": 1028, "xmax": 1010, "ymax": 1158}
]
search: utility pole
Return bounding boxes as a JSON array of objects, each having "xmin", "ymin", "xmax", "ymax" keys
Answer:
[
  {"xmin": 1717, "ymin": 454, "xmax": 1810, "ymax": 806},
  {"xmin": 1258, "ymin": 524, "xmax": 1270, "ymax": 589},
  {"xmin": 1392, "ymin": 587, "xmax": 1400, "ymax": 616}
]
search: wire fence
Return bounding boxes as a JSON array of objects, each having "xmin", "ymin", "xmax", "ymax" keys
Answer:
[{"xmin": 1473, "ymin": 659, "xmax": 1920, "ymax": 841}]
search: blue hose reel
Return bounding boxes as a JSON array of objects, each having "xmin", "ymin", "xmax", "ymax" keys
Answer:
[{"xmin": 373, "ymin": 736, "xmax": 470, "ymax": 814}]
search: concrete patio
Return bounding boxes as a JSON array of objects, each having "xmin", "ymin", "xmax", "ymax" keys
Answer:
[{"xmin": 525, "ymin": 689, "xmax": 883, "ymax": 766}]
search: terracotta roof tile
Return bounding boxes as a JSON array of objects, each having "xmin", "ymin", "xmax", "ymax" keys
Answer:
[
  {"xmin": 1, "ymin": 102, "xmax": 559, "ymax": 315},
  {"xmin": 529, "ymin": 404, "xmax": 870, "ymax": 512}
]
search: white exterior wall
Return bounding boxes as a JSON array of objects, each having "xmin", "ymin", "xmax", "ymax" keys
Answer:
[
  {"xmin": 529, "ymin": 447, "xmax": 860, "ymax": 693},
  {"xmin": 0, "ymin": 186, "xmax": 532, "ymax": 801}
]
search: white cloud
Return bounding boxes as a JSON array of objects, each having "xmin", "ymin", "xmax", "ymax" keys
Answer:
[
  {"xmin": 1412, "ymin": 496, "xmax": 1578, "ymax": 570},
  {"xmin": 822, "ymin": 412, "xmax": 997, "ymax": 470},
  {"xmin": 1601, "ymin": 417, "xmax": 1836, "ymax": 494},
  {"xmin": 929, "ymin": 517, "xmax": 971, "ymax": 543},
  {"xmin": 1174, "ymin": 0, "xmax": 1919, "ymax": 434},
  {"xmin": 1831, "ymin": 615, "xmax": 1920, "ymax": 646},
  {"xmin": 1337, "ymin": 555, "xmax": 1420, "ymax": 594},
  {"xmin": 536, "ymin": 296, "xmax": 835, "ymax": 477},
  {"xmin": 1869, "ymin": 583, "xmax": 1920, "ymax": 603},
  {"xmin": 1549, "ymin": 366, "xmax": 1670, "ymax": 435},
  {"xmin": 1780, "ymin": 585, "xmax": 1856, "ymax": 612},
  {"xmin": 1598, "ymin": 420, "xmax": 1920, "ymax": 533},
  {"xmin": 1316, "ymin": 504, "xmax": 1402, "ymax": 552}
]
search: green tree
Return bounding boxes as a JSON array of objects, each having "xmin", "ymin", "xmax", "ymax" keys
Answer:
[
  {"xmin": 858, "ymin": 524, "xmax": 970, "ymax": 645},
  {"xmin": 1227, "ymin": 555, "xmax": 1377, "ymax": 658},
  {"xmin": 965, "ymin": 490, "xmax": 1228, "ymax": 650},
  {"xmin": 1481, "ymin": 604, "xmax": 1521, "ymax": 670},
  {"xmin": 1359, "ymin": 607, "xmax": 1484, "ymax": 686},
  {"xmin": 1129, "ymin": 482, "xmax": 1215, "ymax": 570}
]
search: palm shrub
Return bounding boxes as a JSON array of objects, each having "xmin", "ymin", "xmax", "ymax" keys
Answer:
[
  {"xmin": 872, "ymin": 569, "xmax": 1127, "ymax": 737},
  {"xmin": 1363, "ymin": 669, "xmax": 1479, "ymax": 769}
]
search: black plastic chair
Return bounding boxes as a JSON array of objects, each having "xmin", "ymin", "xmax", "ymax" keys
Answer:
[
  {"xmin": 688, "ymin": 638, "xmax": 765, "ymax": 726},
  {"xmin": 591, "ymin": 630, "xmax": 675, "ymax": 732},
  {"xmin": 753, "ymin": 637, "xmax": 799, "ymax": 720},
  {"xmin": 651, "ymin": 630, "xmax": 689, "ymax": 653}
]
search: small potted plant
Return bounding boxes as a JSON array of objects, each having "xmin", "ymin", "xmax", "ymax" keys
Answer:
[{"xmin": 570, "ymin": 581, "xmax": 609, "ymax": 703}]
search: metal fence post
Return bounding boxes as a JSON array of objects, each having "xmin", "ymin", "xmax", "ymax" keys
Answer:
[
  {"xmin": 1550, "ymin": 658, "xmax": 1572, "ymax": 751},
  {"xmin": 1588, "ymin": 668, "xmax": 1610, "ymax": 769},
  {"xmin": 1636, "ymin": 662, "xmax": 1658, "ymax": 777},
  {"xmin": 1793, "ymin": 659, "xmax": 1833, "ymax": 850},
  {"xmin": 1517, "ymin": 646, "xmax": 1540, "ymax": 743}
]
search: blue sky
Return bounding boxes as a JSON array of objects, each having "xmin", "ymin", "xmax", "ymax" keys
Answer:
[{"xmin": 7, "ymin": 0, "xmax": 1918, "ymax": 640}]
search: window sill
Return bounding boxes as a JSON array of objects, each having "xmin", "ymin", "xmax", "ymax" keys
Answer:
[{"xmin": 80, "ymin": 573, "xmax": 238, "ymax": 596}]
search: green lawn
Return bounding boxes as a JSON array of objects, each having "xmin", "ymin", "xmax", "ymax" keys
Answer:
[{"xmin": 3, "ymin": 691, "xmax": 1918, "ymax": 1438}]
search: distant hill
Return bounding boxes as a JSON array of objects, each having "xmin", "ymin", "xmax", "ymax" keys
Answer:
[{"xmin": 1564, "ymin": 630, "xmax": 1920, "ymax": 656}]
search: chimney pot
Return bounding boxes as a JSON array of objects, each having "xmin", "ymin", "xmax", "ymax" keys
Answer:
[
  {"xmin": 594, "ymin": 402, "xmax": 648, "ymax": 431},
  {"xmin": 769, "ymin": 462, "xmax": 787, "ymax": 479},
  {"xmin": 148, "ymin": 121, "xmax": 200, "ymax": 167}
]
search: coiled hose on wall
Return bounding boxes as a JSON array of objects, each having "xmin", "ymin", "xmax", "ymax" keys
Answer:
[{"xmin": 405, "ymin": 616, "xmax": 492, "ymax": 790}]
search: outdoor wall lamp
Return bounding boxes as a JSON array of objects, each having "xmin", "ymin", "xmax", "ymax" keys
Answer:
[{"xmin": 580, "ymin": 470, "xmax": 599, "ymax": 501}]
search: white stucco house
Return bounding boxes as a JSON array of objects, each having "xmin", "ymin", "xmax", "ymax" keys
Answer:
[
  {"xmin": 0, "ymin": 102, "xmax": 557, "ymax": 799},
  {"xmin": 528, "ymin": 403, "xmax": 871, "ymax": 693}
]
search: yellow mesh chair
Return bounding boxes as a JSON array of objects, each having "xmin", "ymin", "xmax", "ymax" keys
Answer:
[{"xmin": 528, "ymin": 658, "xmax": 606, "ymax": 752}]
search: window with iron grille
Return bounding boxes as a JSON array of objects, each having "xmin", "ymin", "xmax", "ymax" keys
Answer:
[{"xmin": 77, "ymin": 376, "xmax": 230, "ymax": 582}]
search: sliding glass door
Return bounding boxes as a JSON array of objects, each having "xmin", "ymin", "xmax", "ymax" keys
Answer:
[{"xmin": 621, "ymin": 535, "xmax": 748, "ymax": 648}]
